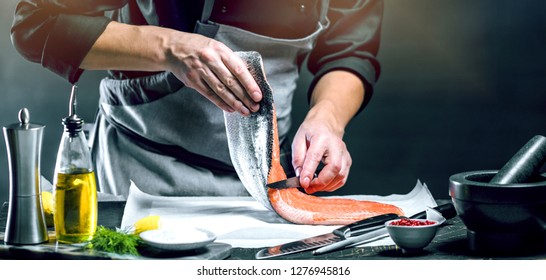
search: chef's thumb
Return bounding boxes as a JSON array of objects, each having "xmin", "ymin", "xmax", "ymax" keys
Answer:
[{"xmin": 291, "ymin": 135, "xmax": 307, "ymax": 179}]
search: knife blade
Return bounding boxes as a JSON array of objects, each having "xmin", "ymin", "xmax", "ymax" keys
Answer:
[
  {"xmin": 255, "ymin": 213, "xmax": 400, "ymax": 259},
  {"xmin": 254, "ymin": 203, "xmax": 456, "ymax": 259},
  {"xmin": 266, "ymin": 176, "xmax": 302, "ymax": 189},
  {"xmin": 268, "ymin": 164, "xmax": 325, "ymax": 189}
]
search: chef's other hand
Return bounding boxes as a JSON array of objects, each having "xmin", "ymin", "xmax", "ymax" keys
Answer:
[
  {"xmin": 291, "ymin": 116, "xmax": 352, "ymax": 194},
  {"xmin": 167, "ymin": 33, "xmax": 262, "ymax": 115}
]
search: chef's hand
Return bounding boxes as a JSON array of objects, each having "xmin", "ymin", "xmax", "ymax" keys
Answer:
[
  {"xmin": 80, "ymin": 22, "xmax": 261, "ymax": 115},
  {"xmin": 291, "ymin": 70, "xmax": 364, "ymax": 194},
  {"xmin": 291, "ymin": 110, "xmax": 353, "ymax": 194},
  {"xmin": 166, "ymin": 33, "xmax": 262, "ymax": 115}
]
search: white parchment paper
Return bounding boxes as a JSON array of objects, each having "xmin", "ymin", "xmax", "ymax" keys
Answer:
[{"xmin": 120, "ymin": 180, "xmax": 437, "ymax": 248}]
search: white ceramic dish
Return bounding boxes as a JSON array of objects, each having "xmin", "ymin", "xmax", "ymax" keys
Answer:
[{"xmin": 140, "ymin": 227, "xmax": 216, "ymax": 251}]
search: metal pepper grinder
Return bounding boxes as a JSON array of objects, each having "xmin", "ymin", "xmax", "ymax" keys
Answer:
[{"xmin": 3, "ymin": 108, "xmax": 49, "ymax": 245}]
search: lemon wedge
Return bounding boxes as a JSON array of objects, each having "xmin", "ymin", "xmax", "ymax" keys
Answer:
[
  {"xmin": 133, "ymin": 215, "xmax": 161, "ymax": 235},
  {"xmin": 41, "ymin": 191, "xmax": 54, "ymax": 227}
]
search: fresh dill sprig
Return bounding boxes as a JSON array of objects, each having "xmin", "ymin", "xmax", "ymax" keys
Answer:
[{"xmin": 86, "ymin": 226, "xmax": 141, "ymax": 256}]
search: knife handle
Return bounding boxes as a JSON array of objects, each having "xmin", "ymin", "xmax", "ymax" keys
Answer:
[
  {"xmin": 409, "ymin": 202, "xmax": 457, "ymax": 220},
  {"xmin": 333, "ymin": 213, "xmax": 400, "ymax": 237}
]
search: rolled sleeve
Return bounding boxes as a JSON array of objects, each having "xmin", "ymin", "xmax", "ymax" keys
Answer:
[
  {"xmin": 308, "ymin": 56, "xmax": 378, "ymax": 111},
  {"xmin": 11, "ymin": 0, "xmax": 125, "ymax": 83},
  {"xmin": 42, "ymin": 14, "xmax": 111, "ymax": 83},
  {"xmin": 307, "ymin": 0, "xmax": 384, "ymax": 114}
]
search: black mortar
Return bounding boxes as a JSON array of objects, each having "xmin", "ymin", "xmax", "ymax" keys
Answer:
[
  {"xmin": 449, "ymin": 135, "xmax": 546, "ymax": 254},
  {"xmin": 450, "ymin": 170, "xmax": 546, "ymax": 254}
]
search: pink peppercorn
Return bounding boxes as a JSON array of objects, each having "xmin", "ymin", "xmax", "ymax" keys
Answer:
[{"xmin": 390, "ymin": 218, "xmax": 436, "ymax": 226}]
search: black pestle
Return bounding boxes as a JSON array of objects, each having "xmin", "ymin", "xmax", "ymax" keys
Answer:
[{"xmin": 489, "ymin": 135, "xmax": 546, "ymax": 185}]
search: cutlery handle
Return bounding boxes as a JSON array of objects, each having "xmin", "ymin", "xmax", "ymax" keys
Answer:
[{"xmin": 333, "ymin": 213, "xmax": 400, "ymax": 237}]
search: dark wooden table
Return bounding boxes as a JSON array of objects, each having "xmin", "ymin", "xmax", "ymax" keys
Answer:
[{"xmin": 2, "ymin": 201, "xmax": 546, "ymax": 260}]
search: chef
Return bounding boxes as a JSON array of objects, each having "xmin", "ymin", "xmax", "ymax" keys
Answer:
[{"xmin": 10, "ymin": 0, "xmax": 383, "ymax": 198}]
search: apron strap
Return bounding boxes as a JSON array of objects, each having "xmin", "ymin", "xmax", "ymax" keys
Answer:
[
  {"xmin": 194, "ymin": 0, "xmax": 219, "ymax": 38},
  {"xmin": 200, "ymin": 0, "xmax": 215, "ymax": 23},
  {"xmin": 320, "ymin": 0, "xmax": 330, "ymax": 23}
]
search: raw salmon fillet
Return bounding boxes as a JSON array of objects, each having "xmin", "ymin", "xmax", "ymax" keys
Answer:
[{"xmin": 224, "ymin": 51, "xmax": 404, "ymax": 225}]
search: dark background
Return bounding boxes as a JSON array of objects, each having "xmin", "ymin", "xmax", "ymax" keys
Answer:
[{"xmin": 1, "ymin": 0, "xmax": 545, "ymax": 205}]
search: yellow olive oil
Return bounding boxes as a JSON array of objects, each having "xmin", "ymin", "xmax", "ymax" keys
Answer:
[{"xmin": 53, "ymin": 171, "xmax": 97, "ymax": 244}]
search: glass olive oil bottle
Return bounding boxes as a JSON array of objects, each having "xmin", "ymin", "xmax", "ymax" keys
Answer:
[{"xmin": 53, "ymin": 85, "xmax": 97, "ymax": 244}]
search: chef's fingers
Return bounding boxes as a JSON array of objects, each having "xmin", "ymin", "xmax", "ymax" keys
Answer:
[
  {"xmin": 307, "ymin": 149, "xmax": 350, "ymax": 193},
  {"xmin": 328, "ymin": 180, "xmax": 345, "ymax": 192},
  {"xmin": 291, "ymin": 131, "xmax": 309, "ymax": 180},
  {"xmin": 317, "ymin": 138, "xmax": 347, "ymax": 187},
  {"xmin": 200, "ymin": 67, "xmax": 252, "ymax": 116},
  {"xmin": 333, "ymin": 149, "xmax": 352, "ymax": 191},
  {"xmin": 322, "ymin": 166, "xmax": 349, "ymax": 192},
  {"xmin": 176, "ymin": 54, "xmax": 244, "ymax": 114},
  {"xmin": 192, "ymin": 80, "xmax": 235, "ymax": 113},
  {"xmin": 222, "ymin": 54, "xmax": 263, "ymax": 104},
  {"xmin": 307, "ymin": 178, "xmax": 344, "ymax": 194},
  {"xmin": 167, "ymin": 36, "xmax": 260, "ymax": 114},
  {"xmin": 298, "ymin": 136, "xmax": 329, "ymax": 190},
  {"xmin": 209, "ymin": 68, "xmax": 250, "ymax": 110},
  {"xmin": 208, "ymin": 54, "xmax": 260, "ymax": 113},
  {"xmin": 193, "ymin": 44, "xmax": 260, "ymax": 115}
]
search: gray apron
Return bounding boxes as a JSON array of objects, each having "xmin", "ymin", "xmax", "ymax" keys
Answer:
[{"xmin": 90, "ymin": 0, "xmax": 330, "ymax": 198}]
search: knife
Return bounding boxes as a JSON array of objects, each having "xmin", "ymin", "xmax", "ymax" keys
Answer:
[
  {"xmin": 313, "ymin": 203, "xmax": 456, "ymax": 255},
  {"xmin": 255, "ymin": 212, "xmax": 400, "ymax": 259},
  {"xmin": 267, "ymin": 166, "xmax": 323, "ymax": 189},
  {"xmin": 254, "ymin": 203, "xmax": 456, "ymax": 259},
  {"xmin": 267, "ymin": 176, "xmax": 302, "ymax": 189}
]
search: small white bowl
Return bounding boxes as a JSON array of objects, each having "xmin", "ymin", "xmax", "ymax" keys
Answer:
[
  {"xmin": 385, "ymin": 218, "xmax": 442, "ymax": 253},
  {"xmin": 140, "ymin": 227, "xmax": 216, "ymax": 251}
]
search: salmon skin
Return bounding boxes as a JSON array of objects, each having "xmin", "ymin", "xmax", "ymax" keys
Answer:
[
  {"xmin": 224, "ymin": 51, "xmax": 404, "ymax": 224},
  {"xmin": 224, "ymin": 51, "xmax": 276, "ymax": 210}
]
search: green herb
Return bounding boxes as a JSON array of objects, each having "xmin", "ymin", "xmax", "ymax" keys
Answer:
[{"xmin": 86, "ymin": 226, "xmax": 141, "ymax": 256}]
